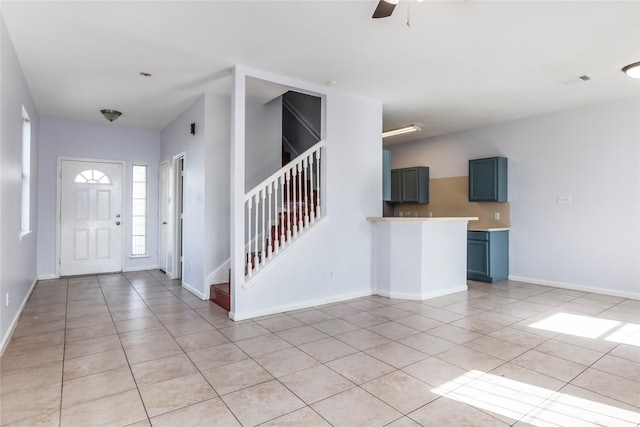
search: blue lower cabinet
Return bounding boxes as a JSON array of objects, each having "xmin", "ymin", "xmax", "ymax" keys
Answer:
[{"xmin": 467, "ymin": 231, "xmax": 509, "ymax": 283}]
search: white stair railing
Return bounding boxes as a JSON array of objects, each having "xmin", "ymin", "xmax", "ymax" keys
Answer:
[{"xmin": 244, "ymin": 140, "xmax": 326, "ymax": 279}]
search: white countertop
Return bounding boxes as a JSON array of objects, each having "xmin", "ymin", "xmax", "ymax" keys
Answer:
[
  {"xmin": 367, "ymin": 217, "xmax": 479, "ymax": 223},
  {"xmin": 468, "ymin": 227, "xmax": 511, "ymax": 232}
]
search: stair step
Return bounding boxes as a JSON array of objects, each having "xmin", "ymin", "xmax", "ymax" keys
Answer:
[{"xmin": 210, "ymin": 282, "xmax": 230, "ymax": 311}]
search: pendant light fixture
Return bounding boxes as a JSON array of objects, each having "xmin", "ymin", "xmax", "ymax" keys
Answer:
[
  {"xmin": 101, "ymin": 109, "xmax": 122, "ymax": 122},
  {"xmin": 622, "ymin": 61, "xmax": 640, "ymax": 79}
]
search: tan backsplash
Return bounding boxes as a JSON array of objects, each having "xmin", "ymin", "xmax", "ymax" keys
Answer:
[{"xmin": 393, "ymin": 176, "xmax": 510, "ymax": 228}]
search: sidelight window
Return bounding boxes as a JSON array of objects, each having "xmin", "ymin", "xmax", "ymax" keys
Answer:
[{"xmin": 131, "ymin": 165, "xmax": 147, "ymax": 256}]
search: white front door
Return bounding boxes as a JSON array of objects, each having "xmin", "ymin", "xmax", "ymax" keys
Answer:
[
  {"xmin": 60, "ymin": 159, "xmax": 123, "ymax": 276},
  {"xmin": 158, "ymin": 160, "xmax": 170, "ymax": 273}
]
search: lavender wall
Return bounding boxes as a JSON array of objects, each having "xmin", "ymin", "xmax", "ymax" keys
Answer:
[
  {"xmin": 159, "ymin": 95, "xmax": 206, "ymax": 294},
  {"xmin": 37, "ymin": 118, "xmax": 161, "ymax": 277},
  {"xmin": 389, "ymin": 96, "xmax": 640, "ymax": 297},
  {"xmin": 1, "ymin": 14, "xmax": 40, "ymax": 351}
]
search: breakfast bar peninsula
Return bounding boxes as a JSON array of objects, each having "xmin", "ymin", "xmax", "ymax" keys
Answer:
[{"xmin": 368, "ymin": 217, "xmax": 478, "ymax": 300}]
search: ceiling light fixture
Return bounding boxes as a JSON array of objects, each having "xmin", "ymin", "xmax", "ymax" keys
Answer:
[
  {"xmin": 100, "ymin": 109, "xmax": 122, "ymax": 122},
  {"xmin": 622, "ymin": 61, "xmax": 640, "ymax": 78},
  {"xmin": 382, "ymin": 124, "xmax": 422, "ymax": 138}
]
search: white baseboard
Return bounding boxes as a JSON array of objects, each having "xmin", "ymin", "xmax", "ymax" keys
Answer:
[
  {"xmin": 182, "ymin": 281, "xmax": 206, "ymax": 300},
  {"xmin": 230, "ymin": 288, "xmax": 373, "ymax": 321},
  {"xmin": 123, "ymin": 264, "xmax": 158, "ymax": 273},
  {"xmin": 37, "ymin": 273, "xmax": 59, "ymax": 280},
  {"xmin": 1, "ymin": 278, "xmax": 38, "ymax": 357},
  {"xmin": 508, "ymin": 275, "xmax": 640, "ymax": 300},
  {"xmin": 376, "ymin": 285, "xmax": 469, "ymax": 301}
]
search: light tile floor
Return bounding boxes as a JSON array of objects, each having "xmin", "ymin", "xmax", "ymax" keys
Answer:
[{"xmin": 1, "ymin": 270, "xmax": 639, "ymax": 426}]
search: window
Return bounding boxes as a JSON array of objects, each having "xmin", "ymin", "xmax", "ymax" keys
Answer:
[
  {"xmin": 131, "ymin": 165, "xmax": 147, "ymax": 256},
  {"xmin": 74, "ymin": 169, "xmax": 111, "ymax": 184},
  {"xmin": 20, "ymin": 106, "xmax": 31, "ymax": 236}
]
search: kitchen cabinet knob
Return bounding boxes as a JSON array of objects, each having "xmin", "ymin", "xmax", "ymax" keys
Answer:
[{"xmin": 115, "ymin": 221, "xmax": 121, "ymax": 226}]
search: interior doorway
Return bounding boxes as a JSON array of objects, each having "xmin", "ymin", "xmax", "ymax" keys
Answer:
[{"xmin": 175, "ymin": 155, "xmax": 185, "ymax": 280}]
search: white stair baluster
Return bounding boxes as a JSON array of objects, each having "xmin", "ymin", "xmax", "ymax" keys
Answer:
[
  {"xmin": 308, "ymin": 153, "xmax": 315, "ymax": 224},
  {"xmin": 279, "ymin": 175, "xmax": 285, "ymax": 249},
  {"xmin": 246, "ymin": 197, "xmax": 252, "ymax": 278},
  {"xmin": 273, "ymin": 177, "xmax": 282, "ymax": 254},
  {"xmin": 315, "ymin": 149, "xmax": 321, "ymax": 218},
  {"xmin": 292, "ymin": 165, "xmax": 298, "ymax": 238},
  {"xmin": 267, "ymin": 183, "xmax": 273, "ymax": 259},
  {"xmin": 254, "ymin": 193, "xmax": 259, "ymax": 272},
  {"xmin": 303, "ymin": 157, "xmax": 309, "ymax": 227},
  {"xmin": 297, "ymin": 162, "xmax": 304, "ymax": 232},
  {"xmin": 261, "ymin": 188, "xmax": 266, "ymax": 265},
  {"xmin": 285, "ymin": 172, "xmax": 291, "ymax": 240}
]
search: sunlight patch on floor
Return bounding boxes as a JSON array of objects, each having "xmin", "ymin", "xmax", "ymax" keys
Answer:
[
  {"xmin": 528, "ymin": 313, "xmax": 619, "ymax": 339},
  {"xmin": 432, "ymin": 370, "xmax": 640, "ymax": 426},
  {"xmin": 604, "ymin": 323, "xmax": 640, "ymax": 346}
]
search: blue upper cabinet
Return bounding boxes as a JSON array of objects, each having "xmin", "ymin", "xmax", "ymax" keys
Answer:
[
  {"xmin": 389, "ymin": 167, "xmax": 429, "ymax": 204},
  {"xmin": 469, "ymin": 157, "xmax": 508, "ymax": 202}
]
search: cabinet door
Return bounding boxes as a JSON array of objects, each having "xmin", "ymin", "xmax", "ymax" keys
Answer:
[
  {"xmin": 469, "ymin": 158, "xmax": 498, "ymax": 201},
  {"xmin": 467, "ymin": 240, "xmax": 489, "ymax": 278},
  {"xmin": 469, "ymin": 157, "xmax": 507, "ymax": 202},
  {"xmin": 401, "ymin": 168, "xmax": 419, "ymax": 202},
  {"xmin": 390, "ymin": 170, "xmax": 402, "ymax": 203}
]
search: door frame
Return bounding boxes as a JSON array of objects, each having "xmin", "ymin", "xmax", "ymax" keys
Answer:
[
  {"xmin": 172, "ymin": 153, "xmax": 185, "ymax": 281},
  {"xmin": 56, "ymin": 157, "xmax": 126, "ymax": 277},
  {"xmin": 158, "ymin": 160, "xmax": 170, "ymax": 275}
]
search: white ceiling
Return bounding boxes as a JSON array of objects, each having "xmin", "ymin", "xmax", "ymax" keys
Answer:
[{"xmin": 2, "ymin": 1, "xmax": 639, "ymax": 144}]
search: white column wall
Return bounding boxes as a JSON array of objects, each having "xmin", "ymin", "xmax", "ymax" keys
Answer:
[{"xmin": 231, "ymin": 67, "xmax": 383, "ymax": 319}]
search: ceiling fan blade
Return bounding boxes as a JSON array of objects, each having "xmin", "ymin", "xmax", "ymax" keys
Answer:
[{"xmin": 372, "ymin": 0, "xmax": 396, "ymax": 19}]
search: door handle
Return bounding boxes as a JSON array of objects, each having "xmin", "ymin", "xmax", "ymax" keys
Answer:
[{"xmin": 116, "ymin": 221, "xmax": 121, "ymax": 226}]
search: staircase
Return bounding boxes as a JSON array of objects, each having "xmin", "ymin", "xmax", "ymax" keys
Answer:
[{"xmin": 210, "ymin": 140, "xmax": 326, "ymax": 311}]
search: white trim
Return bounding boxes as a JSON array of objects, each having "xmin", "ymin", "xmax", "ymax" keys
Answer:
[
  {"xmin": 37, "ymin": 273, "xmax": 59, "ymax": 280},
  {"xmin": 206, "ymin": 259, "xmax": 231, "ymax": 286},
  {"xmin": 158, "ymin": 159, "xmax": 171, "ymax": 275},
  {"xmin": 230, "ymin": 288, "xmax": 373, "ymax": 321},
  {"xmin": 1, "ymin": 278, "xmax": 37, "ymax": 357},
  {"xmin": 56, "ymin": 157, "xmax": 126, "ymax": 276},
  {"xmin": 123, "ymin": 264, "xmax": 158, "ymax": 273},
  {"xmin": 375, "ymin": 286, "xmax": 469, "ymax": 301},
  {"xmin": 19, "ymin": 230, "xmax": 33, "ymax": 241},
  {"xmin": 172, "ymin": 153, "xmax": 186, "ymax": 281},
  {"xmin": 508, "ymin": 275, "xmax": 640, "ymax": 300},
  {"xmin": 182, "ymin": 280, "xmax": 206, "ymax": 300}
]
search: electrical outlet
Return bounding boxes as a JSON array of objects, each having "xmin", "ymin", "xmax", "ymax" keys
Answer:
[
  {"xmin": 557, "ymin": 195, "xmax": 572, "ymax": 204},
  {"xmin": 494, "ymin": 212, "xmax": 500, "ymax": 220},
  {"xmin": 428, "ymin": 212, "xmax": 433, "ymax": 218}
]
